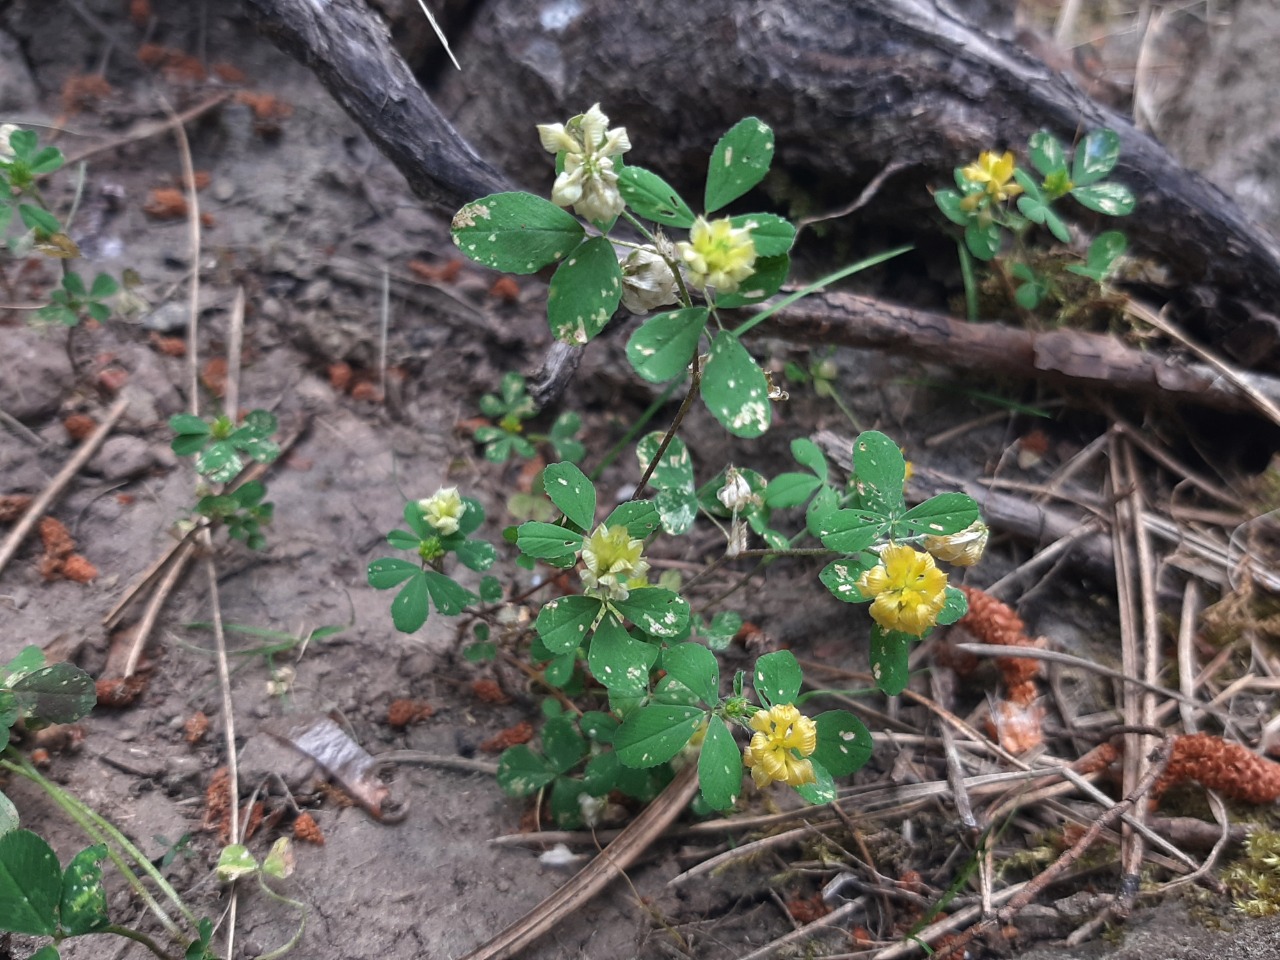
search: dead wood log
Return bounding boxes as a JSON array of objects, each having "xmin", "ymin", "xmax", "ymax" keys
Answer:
[
  {"xmin": 244, "ymin": 0, "xmax": 1280, "ymax": 375},
  {"xmin": 756, "ymin": 292, "xmax": 1280, "ymax": 416}
]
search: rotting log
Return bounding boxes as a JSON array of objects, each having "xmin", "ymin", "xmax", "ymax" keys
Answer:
[{"xmin": 242, "ymin": 0, "xmax": 1280, "ymax": 373}]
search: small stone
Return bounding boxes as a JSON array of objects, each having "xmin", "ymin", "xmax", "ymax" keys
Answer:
[
  {"xmin": 0, "ymin": 326, "xmax": 74, "ymax": 421},
  {"xmin": 143, "ymin": 302, "xmax": 189, "ymax": 333},
  {"xmin": 89, "ymin": 436, "xmax": 156, "ymax": 481},
  {"xmin": 212, "ymin": 180, "xmax": 236, "ymax": 202}
]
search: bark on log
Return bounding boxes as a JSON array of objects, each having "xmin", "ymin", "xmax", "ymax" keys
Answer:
[
  {"xmin": 244, "ymin": 0, "xmax": 1280, "ymax": 376},
  {"xmin": 756, "ymin": 292, "xmax": 1280, "ymax": 417}
]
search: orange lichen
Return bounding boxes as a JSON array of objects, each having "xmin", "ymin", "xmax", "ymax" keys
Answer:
[
  {"xmin": 387, "ymin": 699, "xmax": 435, "ymax": 729},
  {"xmin": 1155, "ymin": 733, "xmax": 1280, "ymax": 805},
  {"xmin": 149, "ymin": 333, "xmax": 187, "ymax": 357},
  {"xmin": 293, "ymin": 812, "xmax": 325, "ymax": 845},
  {"xmin": 38, "ymin": 516, "xmax": 95, "ymax": 583},
  {"xmin": 327, "ymin": 361, "xmax": 353, "ymax": 392},
  {"xmin": 143, "ymin": 187, "xmax": 189, "ymax": 220},
  {"xmin": 408, "ymin": 257, "xmax": 462, "ymax": 283},
  {"xmin": 96, "ymin": 674, "xmax": 148, "ymax": 708},
  {"xmin": 60, "ymin": 74, "xmax": 113, "ymax": 114},
  {"xmin": 0, "ymin": 494, "xmax": 33, "ymax": 522},
  {"xmin": 60, "ymin": 554, "xmax": 99, "ymax": 583},
  {"xmin": 136, "ymin": 44, "xmax": 206, "ymax": 83},
  {"xmin": 785, "ymin": 894, "xmax": 831, "ymax": 924},
  {"xmin": 234, "ymin": 92, "xmax": 293, "ymax": 135},
  {"xmin": 62, "ymin": 413, "xmax": 97, "ymax": 441},
  {"xmin": 203, "ymin": 767, "xmax": 232, "ymax": 841},
  {"xmin": 185, "ymin": 711, "xmax": 210, "ymax": 744},
  {"xmin": 201, "ymin": 357, "xmax": 227, "ymax": 397},
  {"xmin": 212, "ymin": 62, "xmax": 247, "ymax": 85},
  {"xmin": 955, "ymin": 587, "xmax": 1046, "ymax": 751},
  {"xmin": 471, "ymin": 679, "xmax": 512, "ymax": 705},
  {"xmin": 349, "ymin": 381, "xmax": 383, "ymax": 403},
  {"xmin": 479, "ymin": 721, "xmax": 534, "ymax": 753},
  {"xmin": 985, "ymin": 698, "xmax": 1046, "ymax": 754},
  {"xmin": 488, "ymin": 276, "xmax": 521, "ymax": 303}
]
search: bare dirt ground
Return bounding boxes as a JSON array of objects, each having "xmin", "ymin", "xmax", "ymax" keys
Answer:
[{"xmin": 2, "ymin": 2, "xmax": 1280, "ymax": 959}]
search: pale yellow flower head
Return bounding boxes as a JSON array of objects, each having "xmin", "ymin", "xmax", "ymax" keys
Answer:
[
  {"xmin": 537, "ymin": 104, "xmax": 630, "ymax": 224},
  {"xmin": 677, "ymin": 216, "xmax": 756, "ymax": 294},
  {"xmin": 923, "ymin": 520, "xmax": 989, "ymax": 567},
  {"xmin": 418, "ymin": 486, "xmax": 466, "ymax": 536},
  {"xmin": 961, "ymin": 150, "xmax": 1023, "ymax": 203},
  {"xmin": 580, "ymin": 523, "xmax": 650, "ymax": 602},
  {"xmin": 857, "ymin": 543, "xmax": 949, "ymax": 637},
  {"xmin": 743, "ymin": 703, "xmax": 818, "ymax": 788}
]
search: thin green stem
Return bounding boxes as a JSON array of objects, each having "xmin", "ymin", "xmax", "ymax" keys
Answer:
[
  {"xmin": 956, "ymin": 239, "xmax": 979, "ymax": 323},
  {"xmin": 103, "ymin": 923, "xmax": 183, "ymax": 960},
  {"xmin": 253, "ymin": 876, "xmax": 307, "ymax": 960},
  {"xmin": 731, "ymin": 245, "xmax": 912, "ymax": 339}
]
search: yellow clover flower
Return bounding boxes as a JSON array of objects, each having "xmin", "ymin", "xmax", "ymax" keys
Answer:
[
  {"xmin": 961, "ymin": 150, "xmax": 1023, "ymax": 204},
  {"xmin": 580, "ymin": 524, "xmax": 650, "ymax": 602},
  {"xmin": 677, "ymin": 216, "xmax": 756, "ymax": 294},
  {"xmin": 923, "ymin": 520, "xmax": 989, "ymax": 567},
  {"xmin": 857, "ymin": 543, "xmax": 949, "ymax": 637},
  {"xmin": 417, "ymin": 486, "xmax": 466, "ymax": 536},
  {"xmin": 537, "ymin": 104, "xmax": 630, "ymax": 224},
  {"xmin": 743, "ymin": 703, "xmax": 818, "ymax": 788}
]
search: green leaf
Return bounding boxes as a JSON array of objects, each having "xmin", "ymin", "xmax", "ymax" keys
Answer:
[
  {"xmin": 536, "ymin": 595, "xmax": 603, "ymax": 655},
  {"xmin": 0, "ymin": 829, "xmax": 62, "ymax": 935},
  {"xmin": 933, "ymin": 188, "xmax": 972, "ymax": 226},
  {"xmin": 702, "ymin": 331, "xmax": 770, "ymax": 438},
  {"xmin": 897, "ymin": 493, "xmax": 979, "ymax": 538},
  {"xmin": 7, "ymin": 129, "xmax": 36, "ymax": 159},
  {"xmin": 367, "ymin": 557, "xmax": 420, "ymax": 589},
  {"xmin": 752, "ymin": 650, "xmax": 802, "ymax": 708},
  {"xmin": 19, "ymin": 204, "xmax": 61, "ymax": 235},
  {"xmin": 612, "ymin": 587, "xmax": 690, "ymax": 638},
  {"xmin": 1071, "ymin": 181, "xmax": 1135, "ymax": 217},
  {"xmin": 714, "ymin": 254, "xmax": 790, "ymax": 308},
  {"xmin": 618, "ymin": 166, "xmax": 695, "ymax": 227},
  {"xmin": 637, "ymin": 434, "xmax": 697, "ymax": 534},
  {"xmin": 541, "ymin": 715, "xmax": 587, "ymax": 774},
  {"xmin": 698, "ymin": 716, "xmax": 742, "ymax": 810},
  {"xmin": 626, "ymin": 307, "xmax": 708, "ymax": 383},
  {"xmin": 812, "ymin": 711, "xmax": 873, "ymax": 777},
  {"xmin": 59, "ymin": 844, "xmax": 109, "ymax": 936},
  {"xmin": 794, "ymin": 759, "xmax": 837, "ymax": 805},
  {"xmin": 661, "ymin": 643, "xmax": 719, "ymax": 706},
  {"xmin": 88, "ymin": 273, "xmax": 118, "ymax": 300},
  {"xmin": 1072, "ymin": 128, "xmax": 1121, "ymax": 186},
  {"xmin": 818, "ymin": 555, "xmax": 876, "ymax": 603},
  {"xmin": 603, "ymin": 500, "xmax": 662, "ymax": 540},
  {"xmin": 547, "ymin": 776, "xmax": 586, "ymax": 828},
  {"xmin": 588, "ymin": 615, "xmax": 657, "ymax": 694},
  {"xmin": 764, "ymin": 473, "xmax": 821, "ymax": 509},
  {"xmin": 496, "ymin": 745, "xmax": 556, "ymax": 797},
  {"xmin": 402, "ymin": 500, "xmax": 434, "ymax": 540},
  {"xmin": 196, "ymin": 443, "xmax": 243, "ymax": 483},
  {"xmin": 0, "ymin": 791, "xmax": 18, "ymax": 836},
  {"xmin": 385, "ymin": 530, "xmax": 421, "ymax": 552},
  {"xmin": 62, "ymin": 272, "xmax": 86, "ymax": 298},
  {"xmin": 791, "ymin": 437, "xmax": 828, "ymax": 482},
  {"xmin": 963, "ymin": 220, "xmax": 1002, "ymax": 260},
  {"xmin": 479, "ymin": 576, "xmax": 504, "ymax": 603},
  {"xmin": 457, "ymin": 496, "xmax": 486, "ymax": 537},
  {"xmin": 422, "ymin": 571, "xmax": 478, "ymax": 615},
  {"xmin": 700, "ymin": 610, "xmax": 742, "ymax": 651},
  {"xmin": 936, "ymin": 586, "xmax": 968, "ymax": 626},
  {"xmin": 390, "ymin": 572, "xmax": 430, "ymax": 632},
  {"xmin": 614, "ymin": 704, "xmax": 705, "ymax": 768},
  {"xmin": 579, "ymin": 711, "xmax": 619, "ymax": 743},
  {"xmin": 815, "ymin": 508, "xmax": 888, "ymax": 554},
  {"xmin": 542, "ymin": 461, "xmax": 596, "ymax": 530},
  {"xmin": 547, "ymin": 236, "xmax": 623, "ymax": 344},
  {"xmin": 870, "ymin": 625, "xmax": 912, "ymax": 695},
  {"xmin": 806, "ymin": 484, "xmax": 840, "ymax": 536},
  {"xmin": 515, "ymin": 520, "xmax": 583, "ymax": 562},
  {"xmin": 705, "ymin": 117, "xmax": 775, "ymax": 213},
  {"xmin": 1014, "ymin": 171, "xmax": 1071, "ymax": 243},
  {"xmin": 581, "ymin": 751, "xmax": 622, "ymax": 796},
  {"xmin": 1028, "ymin": 130, "xmax": 1068, "ymax": 176},
  {"xmin": 852, "ymin": 431, "xmax": 907, "ymax": 515},
  {"xmin": 455, "ymin": 539, "xmax": 498, "ymax": 572},
  {"xmin": 465, "ymin": 641, "xmax": 497, "ymax": 662},
  {"xmin": 29, "ymin": 146, "xmax": 64, "ymax": 176},
  {"xmin": 451, "ymin": 192, "xmax": 585, "ymax": 274},
  {"xmin": 543, "ymin": 653, "xmax": 577, "ymax": 688},
  {"xmin": 169, "ymin": 413, "xmax": 211, "ymax": 437},
  {"xmin": 727, "ymin": 213, "xmax": 795, "ymax": 257},
  {"xmin": 2, "ymin": 645, "xmax": 45, "ymax": 684},
  {"xmin": 11, "ymin": 664, "xmax": 95, "ymax": 724}
]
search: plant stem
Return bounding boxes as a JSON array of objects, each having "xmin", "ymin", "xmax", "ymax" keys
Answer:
[
  {"xmin": 103, "ymin": 923, "xmax": 182, "ymax": 960},
  {"xmin": 956, "ymin": 238, "xmax": 979, "ymax": 323},
  {"xmin": 635, "ymin": 355, "xmax": 702, "ymax": 493},
  {"xmin": 588, "ymin": 377, "xmax": 683, "ymax": 482}
]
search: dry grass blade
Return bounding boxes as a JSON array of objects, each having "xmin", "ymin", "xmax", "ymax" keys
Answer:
[
  {"xmin": 736, "ymin": 897, "xmax": 868, "ymax": 960},
  {"xmin": 0, "ymin": 395, "xmax": 128, "ymax": 578}
]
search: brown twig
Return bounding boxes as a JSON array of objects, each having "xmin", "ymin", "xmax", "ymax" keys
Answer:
[{"xmin": 0, "ymin": 396, "xmax": 128, "ymax": 578}]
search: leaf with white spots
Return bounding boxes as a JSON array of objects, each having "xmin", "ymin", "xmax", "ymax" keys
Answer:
[
  {"xmin": 705, "ymin": 117, "xmax": 775, "ymax": 213},
  {"xmin": 536, "ymin": 595, "xmax": 604, "ymax": 655},
  {"xmin": 588, "ymin": 615, "xmax": 658, "ymax": 695},
  {"xmin": 818, "ymin": 555, "xmax": 877, "ymax": 603},
  {"xmin": 603, "ymin": 500, "xmax": 662, "ymax": 540},
  {"xmin": 515, "ymin": 520, "xmax": 584, "ymax": 563},
  {"xmin": 870, "ymin": 625, "xmax": 912, "ymax": 696},
  {"xmin": 541, "ymin": 715, "xmax": 587, "ymax": 775},
  {"xmin": 543, "ymin": 461, "xmax": 596, "ymax": 531},
  {"xmin": 60, "ymin": 844, "xmax": 109, "ymax": 936},
  {"xmin": 0, "ymin": 790, "xmax": 17, "ymax": 836},
  {"xmin": 752, "ymin": 650, "xmax": 802, "ymax": 709},
  {"xmin": 388, "ymin": 571, "xmax": 430, "ymax": 633},
  {"xmin": 661, "ymin": 643, "xmax": 720, "ymax": 706},
  {"xmin": 612, "ymin": 587, "xmax": 690, "ymax": 639},
  {"xmin": 851, "ymin": 430, "xmax": 906, "ymax": 516},
  {"xmin": 794, "ymin": 758, "xmax": 837, "ymax": 805},
  {"xmin": 626, "ymin": 307, "xmax": 708, "ymax": 383},
  {"xmin": 618, "ymin": 166, "xmax": 695, "ymax": 227},
  {"xmin": 450, "ymin": 192, "xmax": 584, "ymax": 274},
  {"xmin": 547, "ymin": 236, "xmax": 623, "ymax": 344},
  {"xmin": 812, "ymin": 711, "xmax": 873, "ymax": 777},
  {"xmin": 0, "ymin": 829, "xmax": 62, "ymax": 935},
  {"xmin": 10, "ymin": 663, "xmax": 95, "ymax": 724},
  {"xmin": 714, "ymin": 254, "xmax": 790, "ymax": 308},
  {"xmin": 702, "ymin": 331, "xmax": 771, "ymax": 439},
  {"xmin": 936, "ymin": 586, "xmax": 968, "ymax": 626},
  {"xmin": 637, "ymin": 433, "xmax": 697, "ymax": 535},
  {"xmin": 421, "ymin": 571, "xmax": 479, "ymax": 616},
  {"xmin": 496, "ymin": 745, "xmax": 556, "ymax": 797},
  {"xmin": 726, "ymin": 213, "xmax": 794, "ymax": 257},
  {"xmin": 897, "ymin": 492, "xmax": 979, "ymax": 538},
  {"xmin": 614, "ymin": 704, "xmax": 706, "ymax": 768},
  {"xmin": 815, "ymin": 509, "xmax": 889, "ymax": 554},
  {"xmin": 698, "ymin": 716, "xmax": 742, "ymax": 811}
]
